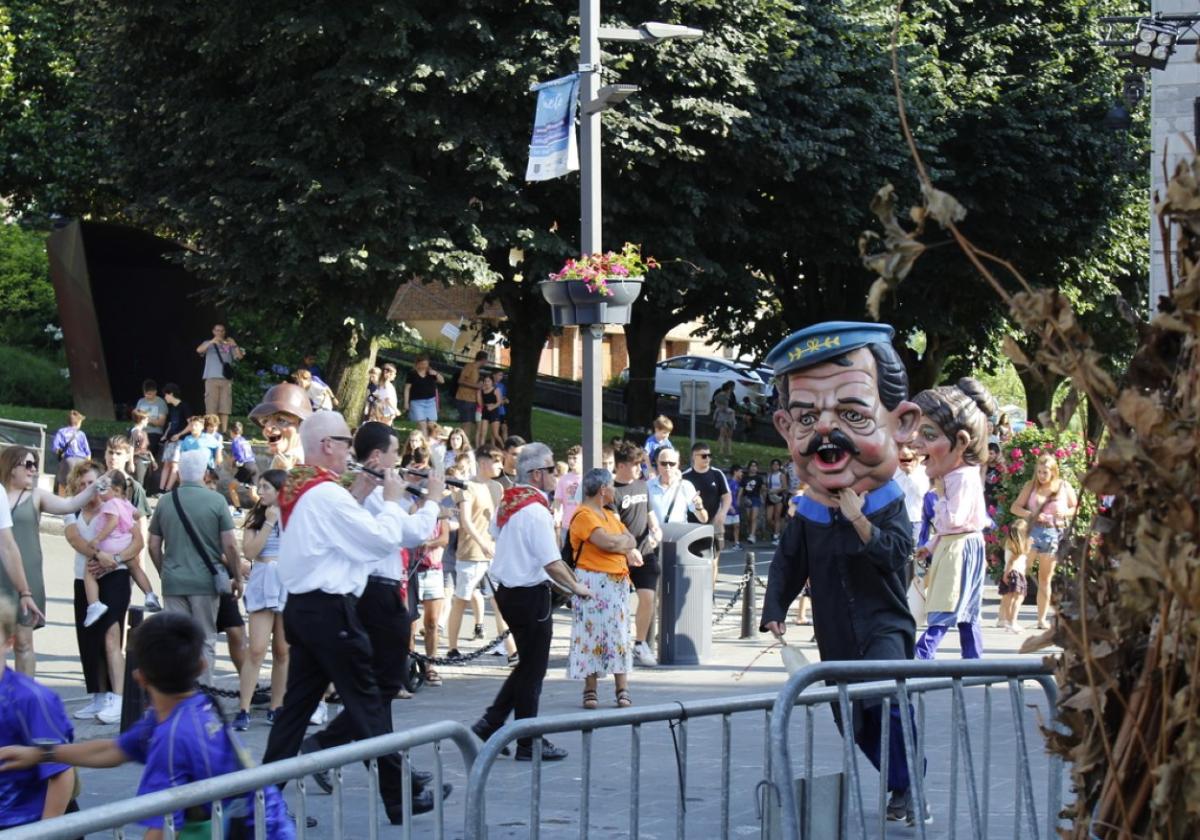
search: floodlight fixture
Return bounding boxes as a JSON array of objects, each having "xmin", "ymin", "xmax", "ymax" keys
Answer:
[
  {"xmin": 583, "ymin": 83, "xmax": 639, "ymax": 114},
  {"xmin": 598, "ymin": 21, "xmax": 705, "ymax": 44},
  {"xmin": 1130, "ymin": 17, "xmax": 1178, "ymax": 70}
]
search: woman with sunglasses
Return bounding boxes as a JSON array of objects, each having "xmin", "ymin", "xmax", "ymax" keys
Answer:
[{"xmin": 0, "ymin": 446, "xmax": 100, "ymax": 675}]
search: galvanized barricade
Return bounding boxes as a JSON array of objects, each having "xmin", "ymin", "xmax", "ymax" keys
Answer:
[
  {"xmin": 462, "ymin": 659, "xmax": 1059, "ymax": 840},
  {"xmin": 0, "ymin": 417, "xmax": 47, "ymax": 461},
  {"xmin": 462, "ymin": 692, "xmax": 782, "ymax": 840},
  {"xmin": 2, "ymin": 720, "xmax": 477, "ymax": 840},
  {"xmin": 768, "ymin": 659, "xmax": 1061, "ymax": 840}
]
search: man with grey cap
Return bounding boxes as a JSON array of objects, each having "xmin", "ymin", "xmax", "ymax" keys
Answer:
[{"xmin": 471, "ymin": 442, "xmax": 592, "ymax": 762}]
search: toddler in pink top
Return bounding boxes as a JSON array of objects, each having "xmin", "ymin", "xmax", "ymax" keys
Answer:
[{"xmin": 83, "ymin": 473, "xmax": 160, "ymax": 627}]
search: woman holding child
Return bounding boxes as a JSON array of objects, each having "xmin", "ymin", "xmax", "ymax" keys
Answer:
[
  {"xmin": 62, "ymin": 462, "xmax": 143, "ymax": 724},
  {"xmin": 1, "ymin": 447, "xmax": 100, "ymax": 676}
]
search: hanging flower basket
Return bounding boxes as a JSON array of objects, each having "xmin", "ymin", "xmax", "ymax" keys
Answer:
[
  {"xmin": 540, "ymin": 242, "xmax": 656, "ymax": 326},
  {"xmin": 539, "ymin": 277, "xmax": 644, "ymax": 326}
]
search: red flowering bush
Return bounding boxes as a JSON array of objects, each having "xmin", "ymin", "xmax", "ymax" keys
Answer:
[{"xmin": 985, "ymin": 422, "xmax": 1095, "ymax": 580}]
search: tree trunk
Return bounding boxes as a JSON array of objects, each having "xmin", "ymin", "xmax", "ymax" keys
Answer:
[
  {"xmin": 623, "ymin": 309, "xmax": 674, "ymax": 430},
  {"xmin": 504, "ymin": 320, "xmax": 545, "ymax": 441},
  {"xmin": 1018, "ymin": 368, "xmax": 1064, "ymax": 426},
  {"xmin": 492, "ymin": 280, "xmax": 551, "ymax": 442},
  {"xmin": 899, "ymin": 332, "xmax": 953, "ymax": 395},
  {"xmin": 327, "ymin": 323, "xmax": 379, "ymax": 425}
]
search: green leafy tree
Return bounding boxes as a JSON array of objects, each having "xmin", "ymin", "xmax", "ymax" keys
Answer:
[
  {"xmin": 0, "ymin": 1, "xmax": 107, "ymax": 221},
  {"xmin": 0, "ymin": 222, "xmax": 56, "ymax": 349}
]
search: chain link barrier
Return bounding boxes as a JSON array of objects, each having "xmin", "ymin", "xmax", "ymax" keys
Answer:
[
  {"xmin": 711, "ymin": 567, "xmax": 754, "ymax": 626},
  {"xmin": 410, "ymin": 630, "xmax": 513, "ymax": 667}
]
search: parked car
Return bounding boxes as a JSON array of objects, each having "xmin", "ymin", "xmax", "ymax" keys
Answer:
[{"xmin": 619, "ymin": 355, "xmax": 771, "ymax": 406}]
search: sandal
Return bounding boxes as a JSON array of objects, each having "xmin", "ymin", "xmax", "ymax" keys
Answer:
[
  {"xmin": 615, "ymin": 688, "xmax": 632, "ymax": 708},
  {"xmin": 425, "ymin": 668, "xmax": 443, "ymax": 687},
  {"xmin": 396, "ymin": 687, "xmax": 413, "ymax": 700},
  {"xmin": 582, "ymin": 689, "xmax": 599, "ymax": 710}
]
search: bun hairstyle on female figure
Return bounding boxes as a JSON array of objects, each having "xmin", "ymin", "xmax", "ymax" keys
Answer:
[{"xmin": 912, "ymin": 376, "xmax": 998, "ymax": 470}]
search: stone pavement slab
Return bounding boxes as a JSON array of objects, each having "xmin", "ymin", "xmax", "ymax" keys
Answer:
[{"xmin": 20, "ymin": 525, "xmax": 1066, "ymax": 838}]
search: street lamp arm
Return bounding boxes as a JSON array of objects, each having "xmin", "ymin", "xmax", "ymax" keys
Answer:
[{"xmin": 598, "ymin": 22, "xmax": 705, "ymax": 44}]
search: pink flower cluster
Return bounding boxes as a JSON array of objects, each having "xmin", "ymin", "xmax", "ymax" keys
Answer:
[{"xmin": 549, "ymin": 243, "xmax": 658, "ymax": 297}]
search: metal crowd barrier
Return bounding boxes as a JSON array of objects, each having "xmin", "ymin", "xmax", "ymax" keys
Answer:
[
  {"xmin": 462, "ymin": 659, "xmax": 1059, "ymax": 840},
  {"xmin": 2, "ymin": 720, "xmax": 477, "ymax": 840},
  {"xmin": 768, "ymin": 659, "xmax": 1060, "ymax": 840},
  {"xmin": 462, "ymin": 691, "xmax": 781, "ymax": 840}
]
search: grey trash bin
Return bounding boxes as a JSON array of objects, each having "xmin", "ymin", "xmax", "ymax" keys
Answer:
[{"xmin": 657, "ymin": 521, "xmax": 714, "ymax": 665}]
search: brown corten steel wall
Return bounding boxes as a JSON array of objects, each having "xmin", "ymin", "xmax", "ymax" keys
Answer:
[{"xmin": 47, "ymin": 221, "xmax": 116, "ymax": 420}]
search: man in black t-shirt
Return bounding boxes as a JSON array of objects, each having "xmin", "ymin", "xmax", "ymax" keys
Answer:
[
  {"xmin": 682, "ymin": 442, "xmax": 732, "ymax": 585},
  {"xmin": 612, "ymin": 442, "xmax": 662, "ymax": 667}
]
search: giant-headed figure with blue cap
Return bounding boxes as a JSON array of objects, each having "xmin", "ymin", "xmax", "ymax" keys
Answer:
[{"xmin": 760, "ymin": 321, "xmax": 929, "ymax": 823}]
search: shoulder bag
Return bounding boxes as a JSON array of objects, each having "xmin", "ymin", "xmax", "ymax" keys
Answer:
[{"xmin": 170, "ymin": 490, "xmax": 233, "ymax": 595}]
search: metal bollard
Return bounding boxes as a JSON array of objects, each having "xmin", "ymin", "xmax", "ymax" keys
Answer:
[
  {"xmin": 740, "ymin": 551, "xmax": 757, "ymax": 638},
  {"xmin": 120, "ymin": 606, "xmax": 148, "ymax": 732}
]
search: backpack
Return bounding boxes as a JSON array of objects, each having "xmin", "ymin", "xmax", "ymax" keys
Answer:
[{"xmin": 560, "ymin": 509, "xmax": 584, "ymax": 570}]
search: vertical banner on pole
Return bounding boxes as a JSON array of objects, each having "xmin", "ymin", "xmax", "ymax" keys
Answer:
[{"xmin": 526, "ymin": 74, "xmax": 581, "ymax": 182}]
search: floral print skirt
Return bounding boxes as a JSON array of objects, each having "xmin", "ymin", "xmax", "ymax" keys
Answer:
[{"xmin": 568, "ymin": 569, "xmax": 633, "ymax": 679}]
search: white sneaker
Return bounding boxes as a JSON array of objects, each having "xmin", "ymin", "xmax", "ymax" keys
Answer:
[
  {"xmin": 74, "ymin": 694, "xmax": 105, "ymax": 720},
  {"xmin": 96, "ymin": 693, "xmax": 122, "ymax": 724},
  {"xmin": 308, "ymin": 701, "xmax": 328, "ymax": 726},
  {"xmin": 634, "ymin": 641, "xmax": 657, "ymax": 667},
  {"xmin": 83, "ymin": 602, "xmax": 109, "ymax": 628},
  {"xmin": 144, "ymin": 592, "xmax": 162, "ymax": 612}
]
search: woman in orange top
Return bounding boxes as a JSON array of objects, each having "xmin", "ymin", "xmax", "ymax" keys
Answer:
[{"xmin": 568, "ymin": 468, "xmax": 644, "ymax": 709}]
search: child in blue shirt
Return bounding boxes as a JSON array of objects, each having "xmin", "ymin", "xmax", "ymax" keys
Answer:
[
  {"xmin": 0, "ymin": 596, "xmax": 77, "ymax": 829},
  {"xmin": 0, "ymin": 612, "xmax": 295, "ymax": 839}
]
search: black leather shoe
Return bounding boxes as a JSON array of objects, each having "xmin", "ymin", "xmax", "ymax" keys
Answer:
[
  {"xmin": 514, "ymin": 739, "xmax": 568, "ymax": 762},
  {"xmin": 470, "ymin": 719, "xmax": 511, "ymax": 756},
  {"xmin": 300, "ymin": 735, "xmax": 333, "ymax": 794},
  {"xmin": 411, "ymin": 768, "xmax": 433, "ymax": 787},
  {"xmin": 386, "ymin": 783, "xmax": 452, "ymax": 823}
]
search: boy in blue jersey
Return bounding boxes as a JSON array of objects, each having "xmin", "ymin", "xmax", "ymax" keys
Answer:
[
  {"xmin": 0, "ymin": 611, "xmax": 295, "ymax": 839},
  {"xmin": 0, "ymin": 596, "xmax": 77, "ymax": 829}
]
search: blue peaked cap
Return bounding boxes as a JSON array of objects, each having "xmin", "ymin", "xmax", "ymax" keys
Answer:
[{"xmin": 765, "ymin": 321, "xmax": 896, "ymax": 376}]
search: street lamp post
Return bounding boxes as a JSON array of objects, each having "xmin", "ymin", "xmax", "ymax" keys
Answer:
[{"xmin": 576, "ymin": 2, "xmax": 702, "ymax": 469}]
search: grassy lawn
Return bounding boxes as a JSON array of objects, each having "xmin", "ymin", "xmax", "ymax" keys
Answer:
[{"xmin": 2, "ymin": 403, "xmax": 788, "ymax": 470}]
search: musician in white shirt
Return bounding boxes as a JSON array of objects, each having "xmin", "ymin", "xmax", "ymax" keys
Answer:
[
  {"xmin": 262, "ymin": 411, "xmax": 450, "ymax": 822},
  {"xmin": 300, "ymin": 421, "xmax": 441, "ymax": 797},
  {"xmin": 470, "ymin": 442, "xmax": 590, "ymax": 762}
]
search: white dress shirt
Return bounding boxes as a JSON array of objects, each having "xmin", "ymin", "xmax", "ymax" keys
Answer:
[
  {"xmin": 360, "ymin": 488, "xmax": 440, "ymax": 579},
  {"xmin": 894, "ymin": 466, "xmax": 930, "ymax": 544},
  {"xmin": 487, "ymin": 488, "xmax": 559, "ymax": 588},
  {"xmin": 278, "ymin": 480, "xmax": 426, "ymax": 597},
  {"xmin": 647, "ymin": 477, "xmax": 699, "ymax": 524}
]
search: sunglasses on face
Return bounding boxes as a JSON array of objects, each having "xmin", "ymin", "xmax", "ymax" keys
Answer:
[
  {"xmin": 696, "ymin": 453, "xmax": 712, "ymax": 460},
  {"xmin": 659, "ymin": 460, "xmax": 679, "ymax": 467},
  {"xmin": 23, "ymin": 460, "xmax": 38, "ymax": 470}
]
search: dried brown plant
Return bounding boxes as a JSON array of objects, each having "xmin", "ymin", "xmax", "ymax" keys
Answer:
[{"xmin": 859, "ymin": 5, "xmax": 1200, "ymax": 837}]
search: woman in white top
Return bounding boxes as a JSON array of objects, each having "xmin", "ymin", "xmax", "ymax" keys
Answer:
[
  {"xmin": 62, "ymin": 462, "xmax": 142, "ymax": 724},
  {"xmin": 765, "ymin": 458, "xmax": 788, "ymax": 543},
  {"xmin": 234, "ymin": 469, "xmax": 290, "ymax": 729}
]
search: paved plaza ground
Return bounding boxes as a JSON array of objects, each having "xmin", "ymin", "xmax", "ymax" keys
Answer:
[{"xmin": 21, "ymin": 513, "xmax": 1067, "ymax": 838}]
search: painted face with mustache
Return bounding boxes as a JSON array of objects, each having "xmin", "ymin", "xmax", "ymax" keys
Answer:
[{"xmin": 773, "ymin": 347, "xmax": 918, "ymax": 506}]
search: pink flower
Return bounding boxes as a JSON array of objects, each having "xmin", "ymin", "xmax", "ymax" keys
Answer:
[
  {"xmin": 1010, "ymin": 448, "xmax": 1023, "ymax": 459},
  {"xmin": 1055, "ymin": 448, "xmax": 1067, "ymax": 459},
  {"xmin": 987, "ymin": 504, "xmax": 997, "ymax": 516},
  {"xmin": 1030, "ymin": 446, "xmax": 1041, "ymax": 456},
  {"xmin": 1007, "ymin": 464, "xmax": 1020, "ymax": 474},
  {"xmin": 1026, "ymin": 420, "xmax": 1036, "ymax": 427},
  {"xmin": 1068, "ymin": 443, "xmax": 1079, "ymax": 452}
]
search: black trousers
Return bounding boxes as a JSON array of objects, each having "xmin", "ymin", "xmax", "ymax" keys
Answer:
[
  {"xmin": 318, "ymin": 579, "xmax": 412, "ymax": 748},
  {"xmin": 481, "ymin": 583, "xmax": 553, "ymax": 747},
  {"xmin": 73, "ymin": 571, "xmax": 130, "ymax": 695},
  {"xmin": 262, "ymin": 591, "xmax": 409, "ymax": 806}
]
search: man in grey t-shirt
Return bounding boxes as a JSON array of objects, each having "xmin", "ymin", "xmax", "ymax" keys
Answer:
[
  {"xmin": 196, "ymin": 323, "xmax": 244, "ymax": 433},
  {"xmin": 148, "ymin": 450, "xmax": 242, "ymax": 681}
]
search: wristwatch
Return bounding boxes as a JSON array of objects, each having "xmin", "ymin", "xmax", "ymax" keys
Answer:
[{"xmin": 35, "ymin": 740, "xmax": 57, "ymax": 763}]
